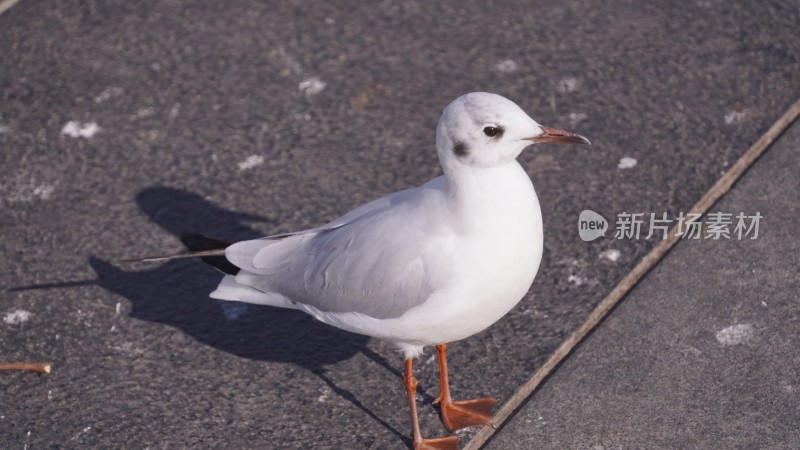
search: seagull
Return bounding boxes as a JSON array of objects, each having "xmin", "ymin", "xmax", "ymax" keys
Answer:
[{"xmin": 130, "ymin": 92, "xmax": 590, "ymax": 449}]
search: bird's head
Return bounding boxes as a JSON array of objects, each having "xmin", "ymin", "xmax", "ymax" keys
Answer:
[{"xmin": 436, "ymin": 92, "xmax": 590, "ymax": 171}]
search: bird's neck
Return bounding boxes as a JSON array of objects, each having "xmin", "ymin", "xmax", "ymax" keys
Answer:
[{"xmin": 443, "ymin": 161, "xmax": 538, "ymax": 225}]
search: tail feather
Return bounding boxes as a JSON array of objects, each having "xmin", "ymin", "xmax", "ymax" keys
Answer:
[
  {"xmin": 122, "ymin": 234, "xmax": 240, "ymax": 276},
  {"xmin": 210, "ymin": 274, "xmax": 298, "ymax": 308}
]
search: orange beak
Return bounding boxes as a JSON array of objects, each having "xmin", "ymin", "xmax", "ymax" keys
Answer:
[{"xmin": 525, "ymin": 126, "xmax": 591, "ymax": 145}]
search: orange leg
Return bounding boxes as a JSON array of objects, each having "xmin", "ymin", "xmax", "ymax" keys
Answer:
[
  {"xmin": 433, "ymin": 343, "xmax": 497, "ymax": 431},
  {"xmin": 404, "ymin": 358, "xmax": 459, "ymax": 450}
]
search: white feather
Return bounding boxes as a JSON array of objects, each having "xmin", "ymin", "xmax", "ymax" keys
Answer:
[{"xmin": 209, "ymin": 92, "xmax": 573, "ymax": 358}]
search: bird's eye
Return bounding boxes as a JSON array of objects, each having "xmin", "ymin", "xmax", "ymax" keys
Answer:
[{"xmin": 483, "ymin": 126, "xmax": 503, "ymax": 137}]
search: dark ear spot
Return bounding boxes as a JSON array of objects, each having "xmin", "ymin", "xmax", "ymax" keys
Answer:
[{"xmin": 453, "ymin": 141, "xmax": 469, "ymax": 157}]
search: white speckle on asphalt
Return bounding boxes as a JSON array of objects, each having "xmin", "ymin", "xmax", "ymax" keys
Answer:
[
  {"xmin": 618, "ymin": 156, "xmax": 637, "ymax": 169},
  {"xmin": 47, "ymin": 390, "xmax": 53, "ymax": 400},
  {"xmin": 556, "ymin": 77, "xmax": 580, "ymax": 93},
  {"xmin": 34, "ymin": 183, "xmax": 55, "ymax": 200},
  {"xmin": 3, "ymin": 309, "xmax": 31, "ymax": 325},
  {"xmin": 61, "ymin": 121, "xmax": 100, "ymax": 138},
  {"xmin": 568, "ymin": 112, "xmax": 587, "ymax": 127},
  {"xmin": 237, "ymin": 155, "xmax": 264, "ymax": 171},
  {"xmin": 299, "ymin": 77, "xmax": 327, "ymax": 96},
  {"xmin": 115, "ymin": 302, "xmax": 122, "ymax": 315},
  {"xmin": 567, "ymin": 274, "xmax": 585, "ymax": 286},
  {"xmin": 169, "ymin": 103, "xmax": 181, "ymax": 118},
  {"xmin": 686, "ymin": 346, "xmax": 702, "ymax": 356},
  {"xmin": 133, "ymin": 107, "xmax": 156, "ymax": 119},
  {"xmin": 495, "ymin": 59, "xmax": 518, "ymax": 73},
  {"xmin": 599, "ymin": 249, "xmax": 621, "ymax": 262},
  {"xmin": 94, "ymin": 87, "xmax": 124, "ymax": 103},
  {"xmin": 0, "ymin": 124, "xmax": 10, "ymax": 134},
  {"xmin": 317, "ymin": 387, "xmax": 330, "ymax": 402},
  {"xmin": 324, "ymin": 17, "xmax": 335, "ymax": 25},
  {"xmin": 112, "ymin": 342, "xmax": 145, "ymax": 355},
  {"xmin": 725, "ymin": 108, "xmax": 747, "ymax": 125},
  {"xmin": 423, "ymin": 354, "xmax": 436, "ymax": 366},
  {"xmin": 538, "ymin": 415, "xmax": 547, "ymax": 426},
  {"xmin": 70, "ymin": 426, "xmax": 92, "ymax": 441},
  {"xmin": 761, "ymin": 301, "xmax": 767, "ymax": 308},
  {"xmin": 715, "ymin": 323, "xmax": 754, "ymax": 346}
]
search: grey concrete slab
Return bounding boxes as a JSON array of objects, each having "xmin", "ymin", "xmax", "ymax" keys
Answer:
[
  {"xmin": 1, "ymin": 0, "xmax": 798, "ymax": 449},
  {"xmin": 487, "ymin": 117, "xmax": 800, "ymax": 448}
]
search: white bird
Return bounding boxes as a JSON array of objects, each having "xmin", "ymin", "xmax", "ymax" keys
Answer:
[{"xmin": 131, "ymin": 92, "xmax": 590, "ymax": 449}]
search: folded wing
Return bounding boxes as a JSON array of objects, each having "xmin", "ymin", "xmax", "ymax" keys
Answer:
[{"xmin": 225, "ymin": 179, "xmax": 450, "ymax": 319}]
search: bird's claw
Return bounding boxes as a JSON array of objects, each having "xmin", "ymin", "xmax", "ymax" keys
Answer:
[{"xmin": 439, "ymin": 397, "xmax": 497, "ymax": 431}]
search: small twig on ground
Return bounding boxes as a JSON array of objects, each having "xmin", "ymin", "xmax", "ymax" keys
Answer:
[{"xmin": 0, "ymin": 362, "xmax": 52, "ymax": 374}]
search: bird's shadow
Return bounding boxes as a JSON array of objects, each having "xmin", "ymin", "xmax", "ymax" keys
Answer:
[
  {"xmin": 94, "ymin": 187, "xmax": 367, "ymax": 369},
  {"xmin": 17, "ymin": 186, "xmax": 415, "ymax": 445}
]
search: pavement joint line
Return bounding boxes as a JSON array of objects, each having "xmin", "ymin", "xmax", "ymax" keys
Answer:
[
  {"xmin": 0, "ymin": 0, "xmax": 20, "ymax": 16},
  {"xmin": 465, "ymin": 96, "xmax": 800, "ymax": 450}
]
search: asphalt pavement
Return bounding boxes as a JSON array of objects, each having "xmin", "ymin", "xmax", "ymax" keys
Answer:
[
  {"xmin": 1, "ymin": 1, "xmax": 799, "ymax": 449},
  {"xmin": 487, "ymin": 107, "xmax": 800, "ymax": 450}
]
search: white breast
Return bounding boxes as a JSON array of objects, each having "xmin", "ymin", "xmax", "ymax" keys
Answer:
[{"xmin": 364, "ymin": 162, "xmax": 544, "ymax": 346}]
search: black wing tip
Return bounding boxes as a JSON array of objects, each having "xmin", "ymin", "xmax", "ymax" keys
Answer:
[
  {"xmin": 179, "ymin": 233, "xmax": 239, "ymax": 276},
  {"xmin": 180, "ymin": 233, "xmax": 231, "ymax": 251}
]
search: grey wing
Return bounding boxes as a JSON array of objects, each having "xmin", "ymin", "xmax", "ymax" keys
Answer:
[
  {"xmin": 228, "ymin": 183, "xmax": 445, "ymax": 319},
  {"xmin": 239, "ymin": 185, "xmax": 414, "ymax": 242},
  {"xmin": 225, "ymin": 186, "xmax": 414, "ymax": 273}
]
